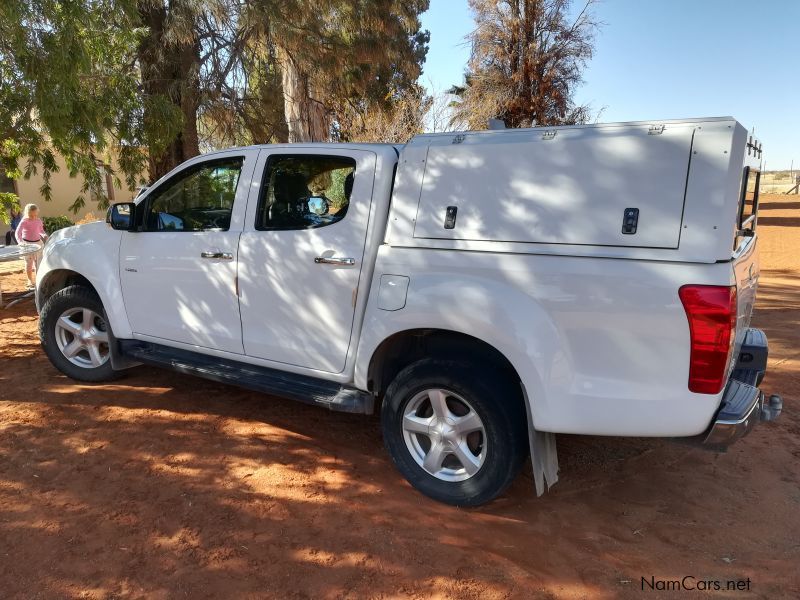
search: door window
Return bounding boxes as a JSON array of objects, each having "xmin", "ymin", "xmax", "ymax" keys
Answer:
[
  {"xmin": 255, "ymin": 155, "xmax": 356, "ymax": 230},
  {"xmin": 144, "ymin": 157, "xmax": 243, "ymax": 231}
]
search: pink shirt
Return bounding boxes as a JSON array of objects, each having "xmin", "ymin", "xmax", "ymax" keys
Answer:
[{"xmin": 15, "ymin": 217, "xmax": 46, "ymax": 243}]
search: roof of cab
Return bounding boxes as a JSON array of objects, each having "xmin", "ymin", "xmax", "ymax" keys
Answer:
[{"xmin": 202, "ymin": 142, "xmax": 403, "ymax": 158}]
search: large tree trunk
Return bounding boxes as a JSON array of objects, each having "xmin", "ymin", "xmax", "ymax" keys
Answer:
[
  {"xmin": 277, "ymin": 47, "xmax": 329, "ymax": 143},
  {"xmin": 137, "ymin": 2, "xmax": 201, "ymax": 182}
]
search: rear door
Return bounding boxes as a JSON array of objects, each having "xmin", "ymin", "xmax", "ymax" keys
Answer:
[
  {"xmin": 237, "ymin": 149, "xmax": 376, "ymax": 373},
  {"xmin": 120, "ymin": 150, "xmax": 258, "ymax": 353}
]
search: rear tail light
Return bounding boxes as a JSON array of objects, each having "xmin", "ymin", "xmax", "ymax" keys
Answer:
[{"xmin": 679, "ymin": 285, "xmax": 738, "ymax": 394}]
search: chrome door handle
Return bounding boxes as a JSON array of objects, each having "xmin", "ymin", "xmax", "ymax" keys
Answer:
[
  {"xmin": 314, "ymin": 256, "xmax": 355, "ymax": 266},
  {"xmin": 201, "ymin": 250, "xmax": 233, "ymax": 260}
]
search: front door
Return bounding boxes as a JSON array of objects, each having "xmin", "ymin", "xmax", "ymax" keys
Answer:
[
  {"xmin": 120, "ymin": 150, "xmax": 257, "ymax": 354},
  {"xmin": 238, "ymin": 150, "xmax": 376, "ymax": 373}
]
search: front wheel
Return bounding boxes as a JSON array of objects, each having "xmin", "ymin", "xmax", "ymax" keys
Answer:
[
  {"xmin": 381, "ymin": 359, "xmax": 528, "ymax": 506},
  {"xmin": 39, "ymin": 285, "xmax": 119, "ymax": 382}
]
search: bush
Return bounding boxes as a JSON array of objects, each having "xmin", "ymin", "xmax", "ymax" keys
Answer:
[
  {"xmin": 0, "ymin": 192, "xmax": 20, "ymax": 225},
  {"xmin": 43, "ymin": 215, "xmax": 75, "ymax": 235}
]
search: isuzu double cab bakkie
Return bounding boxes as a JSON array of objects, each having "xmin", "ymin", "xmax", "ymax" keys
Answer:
[{"xmin": 36, "ymin": 117, "xmax": 782, "ymax": 506}]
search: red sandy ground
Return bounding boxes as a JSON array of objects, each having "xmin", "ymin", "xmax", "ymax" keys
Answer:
[{"xmin": 0, "ymin": 194, "xmax": 798, "ymax": 599}]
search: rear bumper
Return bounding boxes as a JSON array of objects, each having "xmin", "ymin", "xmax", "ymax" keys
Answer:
[{"xmin": 703, "ymin": 328, "xmax": 782, "ymax": 448}]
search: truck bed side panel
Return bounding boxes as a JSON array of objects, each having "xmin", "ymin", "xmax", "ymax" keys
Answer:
[{"xmin": 356, "ymin": 246, "xmax": 734, "ymax": 437}]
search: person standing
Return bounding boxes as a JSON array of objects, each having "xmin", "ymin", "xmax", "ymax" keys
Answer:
[
  {"xmin": 15, "ymin": 204, "xmax": 47, "ymax": 289},
  {"xmin": 5, "ymin": 207, "xmax": 21, "ymax": 245}
]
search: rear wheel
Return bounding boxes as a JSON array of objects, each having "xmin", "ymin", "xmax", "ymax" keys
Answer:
[
  {"xmin": 39, "ymin": 285, "xmax": 119, "ymax": 382},
  {"xmin": 381, "ymin": 359, "xmax": 528, "ymax": 506}
]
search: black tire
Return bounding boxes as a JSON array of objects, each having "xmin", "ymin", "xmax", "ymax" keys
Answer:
[
  {"xmin": 39, "ymin": 285, "xmax": 120, "ymax": 382},
  {"xmin": 381, "ymin": 358, "xmax": 528, "ymax": 507}
]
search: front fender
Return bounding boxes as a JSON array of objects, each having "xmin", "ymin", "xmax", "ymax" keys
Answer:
[{"xmin": 37, "ymin": 222, "xmax": 132, "ymax": 338}]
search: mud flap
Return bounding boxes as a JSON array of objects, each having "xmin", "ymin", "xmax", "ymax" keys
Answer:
[{"xmin": 521, "ymin": 386, "xmax": 559, "ymax": 495}]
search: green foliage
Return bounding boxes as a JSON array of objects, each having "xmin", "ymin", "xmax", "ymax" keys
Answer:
[
  {"xmin": 0, "ymin": 0, "xmax": 164, "ymax": 211},
  {"xmin": 0, "ymin": 192, "xmax": 20, "ymax": 225},
  {"xmin": 42, "ymin": 215, "xmax": 75, "ymax": 235},
  {"xmin": 235, "ymin": 0, "xmax": 430, "ymax": 142},
  {"xmin": 1, "ymin": 0, "xmax": 431, "ymax": 206},
  {"xmin": 328, "ymin": 168, "xmax": 350, "ymax": 212}
]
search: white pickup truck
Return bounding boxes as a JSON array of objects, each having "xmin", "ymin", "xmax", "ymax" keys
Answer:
[{"xmin": 35, "ymin": 117, "xmax": 782, "ymax": 506}]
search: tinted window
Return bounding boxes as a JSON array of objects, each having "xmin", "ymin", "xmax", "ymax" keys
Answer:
[
  {"xmin": 144, "ymin": 158, "xmax": 243, "ymax": 231},
  {"xmin": 256, "ymin": 156, "xmax": 356, "ymax": 230}
]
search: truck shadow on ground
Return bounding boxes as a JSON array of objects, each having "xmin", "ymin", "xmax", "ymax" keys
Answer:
[
  {"xmin": 758, "ymin": 201, "xmax": 800, "ymax": 211},
  {"xmin": 754, "ymin": 216, "xmax": 800, "ymax": 227}
]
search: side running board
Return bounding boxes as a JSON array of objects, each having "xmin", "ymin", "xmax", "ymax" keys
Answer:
[{"xmin": 119, "ymin": 340, "xmax": 374, "ymax": 414}]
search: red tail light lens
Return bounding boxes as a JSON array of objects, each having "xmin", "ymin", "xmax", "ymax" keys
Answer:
[{"xmin": 678, "ymin": 285, "xmax": 737, "ymax": 394}]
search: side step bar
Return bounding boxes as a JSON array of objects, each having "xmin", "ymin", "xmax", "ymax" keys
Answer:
[{"xmin": 119, "ymin": 341, "xmax": 375, "ymax": 415}]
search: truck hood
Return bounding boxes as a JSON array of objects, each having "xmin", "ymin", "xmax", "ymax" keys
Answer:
[{"xmin": 43, "ymin": 220, "xmax": 121, "ymax": 262}]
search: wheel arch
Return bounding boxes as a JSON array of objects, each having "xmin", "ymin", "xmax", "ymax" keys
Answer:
[
  {"xmin": 37, "ymin": 269, "xmax": 97, "ymax": 310},
  {"xmin": 365, "ymin": 328, "xmax": 523, "ymax": 400}
]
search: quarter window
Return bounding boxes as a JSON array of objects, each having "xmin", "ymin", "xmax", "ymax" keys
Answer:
[
  {"xmin": 256, "ymin": 155, "xmax": 356, "ymax": 230},
  {"xmin": 144, "ymin": 158, "xmax": 243, "ymax": 232}
]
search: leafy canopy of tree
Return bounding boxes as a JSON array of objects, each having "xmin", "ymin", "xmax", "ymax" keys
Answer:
[
  {"xmin": 242, "ymin": 0, "xmax": 429, "ymax": 143},
  {"xmin": 0, "ymin": 192, "xmax": 20, "ymax": 224},
  {"xmin": 0, "ymin": 0, "xmax": 431, "ymax": 212},
  {"xmin": 452, "ymin": 0, "xmax": 599, "ymax": 130},
  {"xmin": 198, "ymin": 0, "xmax": 430, "ymax": 146},
  {"xmin": 0, "ymin": 0, "xmax": 179, "ymax": 212}
]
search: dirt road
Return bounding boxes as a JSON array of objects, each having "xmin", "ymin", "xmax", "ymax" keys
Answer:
[{"xmin": 1, "ymin": 194, "xmax": 798, "ymax": 599}]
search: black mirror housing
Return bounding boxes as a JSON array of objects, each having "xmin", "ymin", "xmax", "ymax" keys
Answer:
[{"xmin": 106, "ymin": 202, "xmax": 136, "ymax": 231}]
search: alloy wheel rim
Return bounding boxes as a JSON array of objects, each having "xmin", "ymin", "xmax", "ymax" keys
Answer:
[
  {"xmin": 54, "ymin": 307, "xmax": 110, "ymax": 368},
  {"xmin": 402, "ymin": 388, "xmax": 486, "ymax": 482}
]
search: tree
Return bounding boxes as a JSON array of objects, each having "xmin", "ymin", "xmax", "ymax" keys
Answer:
[
  {"xmin": 453, "ymin": 0, "xmax": 599, "ymax": 130},
  {"xmin": 0, "ymin": 0, "xmax": 151, "ymax": 211},
  {"xmin": 0, "ymin": 0, "xmax": 431, "ymax": 214},
  {"xmin": 243, "ymin": 0, "xmax": 430, "ymax": 142},
  {"xmin": 335, "ymin": 84, "xmax": 432, "ymax": 143},
  {"xmin": 136, "ymin": 0, "xmax": 203, "ymax": 181},
  {"xmin": 196, "ymin": 9, "xmax": 290, "ymax": 149}
]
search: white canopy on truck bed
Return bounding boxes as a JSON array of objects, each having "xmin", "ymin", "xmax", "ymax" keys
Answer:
[{"xmin": 388, "ymin": 117, "xmax": 761, "ymax": 263}]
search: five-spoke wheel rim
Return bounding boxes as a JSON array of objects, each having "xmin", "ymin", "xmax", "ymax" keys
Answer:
[
  {"xmin": 402, "ymin": 388, "xmax": 486, "ymax": 482},
  {"xmin": 54, "ymin": 307, "xmax": 110, "ymax": 368}
]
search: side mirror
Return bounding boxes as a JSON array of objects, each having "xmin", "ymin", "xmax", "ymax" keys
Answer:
[
  {"xmin": 307, "ymin": 196, "xmax": 329, "ymax": 216},
  {"xmin": 106, "ymin": 202, "xmax": 136, "ymax": 231}
]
